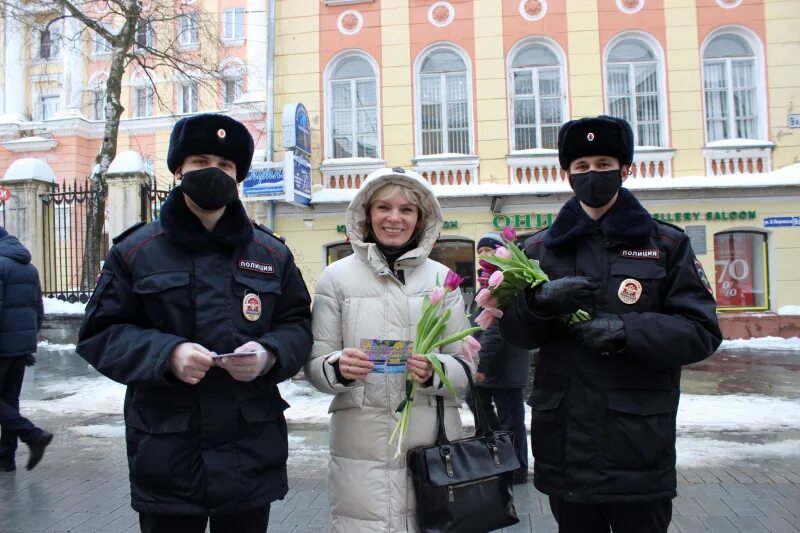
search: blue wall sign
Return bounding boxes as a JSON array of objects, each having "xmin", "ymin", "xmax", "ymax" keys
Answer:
[
  {"xmin": 242, "ymin": 165, "xmax": 285, "ymax": 197},
  {"xmin": 287, "ymin": 152, "xmax": 311, "ymax": 206},
  {"xmin": 282, "ymin": 102, "xmax": 311, "ymax": 156},
  {"xmin": 764, "ymin": 216, "xmax": 800, "ymax": 227}
]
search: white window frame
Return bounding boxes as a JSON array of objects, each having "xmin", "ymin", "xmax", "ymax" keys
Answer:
[
  {"xmin": 413, "ymin": 42, "xmax": 475, "ymax": 157},
  {"xmin": 135, "ymin": 19, "xmax": 155, "ymax": 49},
  {"xmin": 222, "ymin": 77, "xmax": 243, "ymax": 107},
  {"xmin": 507, "ymin": 37, "xmax": 568, "ymax": 152},
  {"xmin": 700, "ymin": 26, "xmax": 767, "ymax": 143},
  {"xmin": 133, "ymin": 85, "xmax": 154, "ymax": 118},
  {"xmin": 223, "ymin": 8, "xmax": 245, "ymax": 41},
  {"xmin": 603, "ymin": 31, "xmax": 669, "ymax": 147},
  {"xmin": 91, "ymin": 25, "xmax": 113, "ymax": 56},
  {"xmin": 178, "ymin": 12, "xmax": 200, "ymax": 48},
  {"xmin": 38, "ymin": 93, "xmax": 60, "ymax": 121},
  {"xmin": 323, "ymin": 50, "xmax": 381, "ymax": 160},
  {"xmin": 37, "ymin": 25, "xmax": 61, "ymax": 61},
  {"xmin": 178, "ymin": 81, "xmax": 198, "ymax": 114}
]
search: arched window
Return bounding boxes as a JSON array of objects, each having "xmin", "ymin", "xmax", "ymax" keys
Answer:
[
  {"xmin": 606, "ymin": 37, "xmax": 663, "ymax": 146},
  {"xmin": 703, "ymin": 32, "xmax": 761, "ymax": 142},
  {"xmin": 327, "ymin": 53, "xmax": 379, "ymax": 159},
  {"xmin": 416, "ymin": 46, "xmax": 472, "ymax": 155},
  {"xmin": 509, "ymin": 41, "xmax": 566, "ymax": 150}
]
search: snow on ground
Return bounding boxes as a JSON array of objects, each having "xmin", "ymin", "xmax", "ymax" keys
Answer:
[
  {"xmin": 43, "ymin": 297, "xmax": 87, "ymax": 315},
  {"xmin": 676, "ymin": 438, "xmax": 800, "ymax": 468},
  {"xmin": 679, "ymin": 395, "xmax": 800, "ymax": 432},
  {"xmin": 37, "ymin": 340, "xmax": 77, "ymax": 351},
  {"xmin": 719, "ymin": 336, "xmax": 800, "ymax": 351},
  {"xmin": 778, "ymin": 305, "xmax": 800, "ymax": 315},
  {"xmin": 24, "ymin": 377, "xmax": 125, "ymax": 415},
  {"xmin": 70, "ymin": 424, "xmax": 125, "ymax": 439}
]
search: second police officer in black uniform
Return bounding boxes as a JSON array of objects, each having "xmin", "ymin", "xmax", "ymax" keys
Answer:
[
  {"xmin": 77, "ymin": 114, "xmax": 312, "ymax": 533},
  {"xmin": 500, "ymin": 116, "xmax": 722, "ymax": 533}
]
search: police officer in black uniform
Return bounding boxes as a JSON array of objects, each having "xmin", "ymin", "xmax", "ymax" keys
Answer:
[
  {"xmin": 77, "ymin": 114, "xmax": 312, "ymax": 533},
  {"xmin": 500, "ymin": 116, "xmax": 722, "ymax": 532}
]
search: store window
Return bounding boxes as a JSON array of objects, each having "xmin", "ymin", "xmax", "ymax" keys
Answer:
[
  {"xmin": 605, "ymin": 36, "xmax": 664, "ymax": 147},
  {"xmin": 713, "ymin": 230, "xmax": 768, "ymax": 310},
  {"xmin": 509, "ymin": 39, "xmax": 565, "ymax": 151},
  {"xmin": 415, "ymin": 45, "xmax": 472, "ymax": 156},
  {"xmin": 324, "ymin": 237, "xmax": 476, "ymax": 305},
  {"xmin": 327, "ymin": 53, "xmax": 379, "ymax": 159}
]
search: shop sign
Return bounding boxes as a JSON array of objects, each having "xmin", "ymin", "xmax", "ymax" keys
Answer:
[
  {"xmin": 242, "ymin": 165, "xmax": 284, "ymax": 197},
  {"xmin": 282, "ymin": 102, "xmax": 311, "ymax": 156},
  {"xmin": 764, "ymin": 216, "xmax": 800, "ymax": 227},
  {"xmin": 789, "ymin": 114, "xmax": 800, "ymax": 128},
  {"xmin": 652, "ymin": 211, "xmax": 757, "ymax": 222},
  {"xmin": 337, "ymin": 224, "xmax": 346, "ymax": 233},
  {"xmin": 285, "ymin": 151, "xmax": 311, "ymax": 207},
  {"xmin": 443, "ymin": 220, "xmax": 459, "ymax": 229},
  {"xmin": 0, "ymin": 187, "xmax": 11, "ymax": 201},
  {"xmin": 685, "ymin": 226, "xmax": 707, "ymax": 255},
  {"xmin": 492, "ymin": 213, "xmax": 555, "ymax": 230}
]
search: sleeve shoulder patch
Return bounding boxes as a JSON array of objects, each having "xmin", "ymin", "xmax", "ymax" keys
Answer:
[
  {"xmin": 112, "ymin": 221, "xmax": 147, "ymax": 245},
  {"xmin": 253, "ymin": 223, "xmax": 286, "ymax": 244},
  {"xmin": 693, "ymin": 256, "xmax": 714, "ymax": 295}
]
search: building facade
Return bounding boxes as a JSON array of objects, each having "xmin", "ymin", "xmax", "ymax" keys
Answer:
[{"xmin": 1, "ymin": 0, "xmax": 800, "ymax": 322}]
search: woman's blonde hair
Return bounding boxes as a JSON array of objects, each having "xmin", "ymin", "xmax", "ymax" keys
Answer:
[{"xmin": 364, "ymin": 183, "xmax": 427, "ymax": 241}]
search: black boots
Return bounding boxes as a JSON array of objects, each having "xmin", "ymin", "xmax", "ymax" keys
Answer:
[{"xmin": 25, "ymin": 430, "xmax": 53, "ymax": 471}]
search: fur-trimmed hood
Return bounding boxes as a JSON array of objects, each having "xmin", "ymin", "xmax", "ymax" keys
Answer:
[{"xmin": 345, "ymin": 167, "xmax": 443, "ymax": 271}]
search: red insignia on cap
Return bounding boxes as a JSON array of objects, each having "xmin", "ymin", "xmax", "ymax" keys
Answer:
[{"xmin": 217, "ymin": 128, "xmax": 226, "ymax": 139}]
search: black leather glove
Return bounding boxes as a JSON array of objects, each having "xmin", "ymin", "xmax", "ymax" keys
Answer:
[
  {"xmin": 568, "ymin": 312, "xmax": 626, "ymax": 355},
  {"xmin": 527, "ymin": 276, "xmax": 600, "ymax": 318}
]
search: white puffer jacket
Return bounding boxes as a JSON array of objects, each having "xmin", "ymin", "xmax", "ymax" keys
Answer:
[{"xmin": 305, "ymin": 168, "xmax": 473, "ymax": 533}]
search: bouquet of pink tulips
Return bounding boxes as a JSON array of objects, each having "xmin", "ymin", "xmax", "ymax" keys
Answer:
[
  {"xmin": 388, "ymin": 270, "xmax": 481, "ymax": 457},
  {"xmin": 474, "ymin": 227, "xmax": 590, "ymax": 328}
]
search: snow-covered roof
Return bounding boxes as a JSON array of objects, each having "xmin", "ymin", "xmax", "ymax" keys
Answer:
[{"xmin": 107, "ymin": 150, "xmax": 147, "ymax": 174}]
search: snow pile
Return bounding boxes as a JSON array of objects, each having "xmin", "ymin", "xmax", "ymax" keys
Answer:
[
  {"xmin": 719, "ymin": 336, "xmax": 800, "ymax": 351},
  {"xmin": 24, "ymin": 377, "xmax": 125, "ymax": 415},
  {"xmin": 37, "ymin": 340, "xmax": 77, "ymax": 351},
  {"xmin": 70, "ymin": 424, "xmax": 126, "ymax": 439},
  {"xmin": 44, "ymin": 297, "xmax": 87, "ymax": 315},
  {"xmin": 677, "ymin": 438, "xmax": 800, "ymax": 468},
  {"xmin": 678, "ymin": 395, "xmax": 800, "ymax": 432},
  {"xmin": 778, "ymin": 305, "xmax": 800, "ymax": 315}
]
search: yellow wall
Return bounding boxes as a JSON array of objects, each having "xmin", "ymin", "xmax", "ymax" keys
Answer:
[
  {"xmin": 381, "ymin": 0, "xmax": 414, "ymax": 168},
  {"xmin": 765, "ymin": 0, "xmax": 800, "ymax": 168}
]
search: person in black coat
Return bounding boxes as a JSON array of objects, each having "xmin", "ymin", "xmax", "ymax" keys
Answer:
[
  {"xmin": 499, "ymin": 116, "xmax": 722, "ymax": 533},
  {"xmin": 77, "ymin": 114, "xmax": 313, "ymax": 533},
  {"xmin": 468, "ymin": 233, "xmax": 531, "ymax": 484},
  {"xmin": 0, "ymin": 227, "xmax": 52, "ymax": 472}
]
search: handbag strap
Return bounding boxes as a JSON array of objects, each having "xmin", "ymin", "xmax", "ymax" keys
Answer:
[{"xmin": 434, "ymin": 357, "xmax": 494, "ymax": 446}]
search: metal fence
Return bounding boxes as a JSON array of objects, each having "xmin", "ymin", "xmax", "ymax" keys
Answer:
[
  {"xmin": 40, "ymin": 179, "xmax": 106, "ymax": 303},
  {"xmin": 141, "ymin": 177, "xmax": 173, "ymax": 222}
]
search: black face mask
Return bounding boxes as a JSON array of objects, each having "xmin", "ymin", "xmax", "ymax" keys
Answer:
[
  {"xmin": 569, "ymin": 169, "xmax": 622, "ymax": 208},
  {"xmin": 179, "ymin": 167, "xmax": 239, "ymax": 211}
]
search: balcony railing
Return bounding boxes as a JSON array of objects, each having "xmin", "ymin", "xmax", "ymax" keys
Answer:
[
  {"xmin": 412, "ymin": 154, "xmax": 479, "ymax": 187},
  {"xmin": 508, "ymin": 147, "xmax": 675, "ymax": 184},
  {"xmin": 320, "ymin": 157, "xmax": 386, "ymax": 189},
  {"xmin": 704, "ymin": 139, "xmax": 775, "ymax": 176}
]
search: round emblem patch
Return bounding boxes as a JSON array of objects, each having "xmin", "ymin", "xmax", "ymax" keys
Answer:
[
  {"xmin": 243, "ymin": 292, "xmax": 262, "ymax": 321},
  {"xmin": 587, "ymin": 132, "xmax": 595, "ymax": 141},
  {"xmin": 618, "ymin": 278, "xmax": 642, "ymax": 305},
  {"xmin": 217, "ymin": 128, "xmax": 226, "ymax": 139}
]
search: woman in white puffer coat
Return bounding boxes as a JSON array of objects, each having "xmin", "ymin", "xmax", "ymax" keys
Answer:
[{"xmin": 304, "ymin": 167, "xmax": 473, "ymax": 532}]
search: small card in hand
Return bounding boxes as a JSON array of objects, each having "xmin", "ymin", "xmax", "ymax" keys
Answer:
[{"xmin": 360, "ymin": 339, "xmax": 413, "ymax": 374}]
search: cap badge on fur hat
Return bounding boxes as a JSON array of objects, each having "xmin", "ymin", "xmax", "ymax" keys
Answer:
[
  {"xmin": 217, "ymin": 128, "xmax": 226, "ymax": 139},
  {"xmin": 587, "ymin": 132, "xmax": 595, "ymax": 141}
]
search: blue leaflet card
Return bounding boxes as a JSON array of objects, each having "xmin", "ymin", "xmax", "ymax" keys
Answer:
[{"xmin": 360, "ymin": 339, "xmax": 413, "ymax": 374}]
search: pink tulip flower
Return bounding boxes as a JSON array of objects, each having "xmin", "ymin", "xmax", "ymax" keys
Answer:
[
  {"xmin": 474, "ymin": 288, "xmax": 498, "ymax": 309},
  {"xmin": 488, "ymin": 270, "xmax": 504, "ymax": 289},
  {"xmin": 495, "ymin": 247, "xmax": 512, "ymax": 260},
  {"xmin": 479, "ymin": 259, "xmax": 498, "ymax": 273},
  {"xmin": 501, "ymin": 226, "xmax": 517, "ymax": 243},
  {"xmin": 444, "ymin": 270, "xmax": 465, "ymax": 292},
  {"xmin": 429, "ymin": 286, "xmax": 445, "ymax": 306},
  {"xmin": 461, "ymin": 335, "xmax": 481, "ymax": 362},
  {"xmin": 475, "ymin": 307, "xmax": 503, "ymax": 329}
]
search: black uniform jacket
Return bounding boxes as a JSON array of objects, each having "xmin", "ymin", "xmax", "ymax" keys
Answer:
[
  {"xmin": 77, "ymin": 190, "xmax": 312, "ymax": 515},
  {"xmin": 469, "ymin": 300, "xmax": 531, "ymax": 389},
  {"xmin": 500, "ymin": 188, "xmax": 722, "ymax": 504}
]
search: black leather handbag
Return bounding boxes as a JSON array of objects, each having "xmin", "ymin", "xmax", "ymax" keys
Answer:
[{"xmin": 407, "ymin": 358, "xmax": 520, "ymax": 533}]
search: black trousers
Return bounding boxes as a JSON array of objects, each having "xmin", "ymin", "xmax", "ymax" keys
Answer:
[
  {"xmin": 468, "ymin": 387, "xmax": 528, "ymax": 473},
  {"xmin": 548, "ymin": 496, "xmax": 672, "ymax": 533},
  {"xmin": 139, "ymin": 505, "xmax": 271, "ymax": 533},
  {"xmin": 0, "ymin": 357, "xmax": 37, "ymax": 467}
]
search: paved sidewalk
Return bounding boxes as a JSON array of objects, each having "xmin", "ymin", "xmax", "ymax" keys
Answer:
[{"xmin": 1, "ymin": 426, "xmax": 799, "ymax": 533}]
